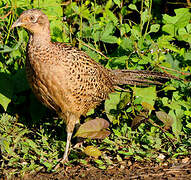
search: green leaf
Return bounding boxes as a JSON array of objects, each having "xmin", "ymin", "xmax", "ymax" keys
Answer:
[
  {"xmin": 163, "ymin": 8, "xmax": 191, "ymax": 29},
  {"xmin": 105, "ymin": 92, "xmax": 127, "ymax": 121},
  {"xmin": 0, "ymin": 137, "xmax": 10, "ymax": 153},
  {"xmin": 0, "ymin": 93, "xmax": 11, "ymax": 111},
  {"xmin": 177, "ymin": 27, "xmax": 191, "ymax": 43},
  {"xmin": 162, "ymin": 86, "xmax": 176, "ymax": 91},
  {"xmin": 113, "ymin": 0, "xmax": 121, "ymax": 7},
  {"xmin": 79, "ymin": 4, "xmax": 90, "ymax": 19},
  {"xmin": 50, "ymin": 20, "xmax": 63, "ymax": 42},
  {"xmin": 162, "ymin": 8, "xmax": 191, "ymax": 37},
  {"xmin": 25, "ymin": 139, "xmax": 38, "ymax": 150},
  {"xmin": 10, "ymin": 48, "xmax": 21, "ymax": 59},
  {"xmin": 105, "ymin": 0, "xmax": 113, "ymax": 10},
  {"xmin": 0, "ymin": 44, "xmax": 21, "ymax": 53},
  {"xmin": 112, "ymin": 129, "xmax": 121, "ymax": 137},
  {"xmin": 118, "ymin": 150, "xmax": 133, "ymax": 156},
  {"xmin": 131, "ymin": 26, "xmax": 141, "ymax": 39},
  {"xmin": 120, "ymin": 23, "xmax": 131, "ymax": 36},
  {"xmin": 100, "ymin": 23, "xmax": 118, "ymax": 43},
  {"xmin": 128, "ymin": 4, "xmax": 138, "ymax": 12},
  {"xmin": 186, "ymin": 123, "xmax": 191, "ymax": 129},
  {"xmin": 33, "ymin": 0, "xmax": 63, "ymax": 18},
  {"xmin": 109, "ymin": 56, "xmax": 128, "ymax": 68},
  {"xmin": 169, "ymin": 110, "xmax": 183, "ymax": 140},
  {"xmin": 120, "ymin": 37, "xmax": 133, "ymax": 51},
  {"xmin": 133, "ymin": 87, "xmax": 156, "ymax": 106},
  {"xmin": 0, "ymin": 74, "xmax": 13, "ymax": 111},
  {"xmin": 149, "ymin": 24, "xmax": 160, "ymax": 33},
  {"xmin": 86, "ymin": 108, "xmax": 95, "ymax": 116},
  {"xmin": 105, "ymin": 9, "xmax": 119, "ymax": 25},
  {"xmin": 42, "ymin": 161, "xmax": 53, "ymax": 169},
  {"xmin": 162, "ymin": 24, "xmax": 175, "ymax": 36},
  {"xmin": 101, "ymin": 35, "xmax": 118, "ymax": 44},
  {"xmin": 138, "ymin": 55, "xmax": 151, "ymax": 65},
  {"xmin": 144, "ymin": 0, "xmax": 150, "ymax": 7},
  {"xmin": 118, "ymin": 92, "xmax": 131, "ymax": 109},
  {"xmin": 141, "ymin": 9, "xmax": 149, "ymax": 27}
]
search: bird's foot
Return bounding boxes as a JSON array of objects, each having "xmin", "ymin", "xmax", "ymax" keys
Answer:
[
  {"xmin": 54, "ymin": 157, "xmax": 69, "ymax": 170},
  {"xmin": 54, "ymin": 132, "xmax": 72, "ymax": 170}
]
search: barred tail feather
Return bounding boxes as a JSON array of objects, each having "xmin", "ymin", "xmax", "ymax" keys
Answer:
[{"xmin": 111, "ymin": 69, "xmax": 179, "ymax": 86}]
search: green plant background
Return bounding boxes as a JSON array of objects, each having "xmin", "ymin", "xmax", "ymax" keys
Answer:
[{"xmin": 0, "ymin": 0, "xmax": 191, "ymax": 177}]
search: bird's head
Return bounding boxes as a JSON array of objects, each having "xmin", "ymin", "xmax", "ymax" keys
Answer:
[{"xmin": 11, "ymin": 9, "xmax": 50, "ymax": 34}]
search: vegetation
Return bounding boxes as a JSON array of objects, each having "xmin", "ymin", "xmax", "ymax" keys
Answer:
[{"xmin": 0, "ymin": 0, "xmax": 191, "ymax": 178}]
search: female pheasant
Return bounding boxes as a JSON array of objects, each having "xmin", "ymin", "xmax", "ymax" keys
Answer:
[{"xmin": 12, "ymin": 9, "xmax": 175, "ymax": 167}]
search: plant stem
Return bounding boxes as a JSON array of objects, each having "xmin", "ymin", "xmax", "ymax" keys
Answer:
[
  {"xmin": 140, "ymin": 0, "xmax": 144, "ymax": 36},
  {"xmin": 144, "ymin": 0, "xmax": 152, "ymax": 39}
]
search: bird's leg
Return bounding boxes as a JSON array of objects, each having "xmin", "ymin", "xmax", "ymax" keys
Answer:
[
  {"xmin": 61, "ymin": 131, "xmax": 72, "ymax": 162},
  {"xmin": 55, "ymin": 113, "xmax": 79, "ymax": 169},
  {"xmin": 54, "ymin": 131, "xmax": 73, "ymax": 170}
]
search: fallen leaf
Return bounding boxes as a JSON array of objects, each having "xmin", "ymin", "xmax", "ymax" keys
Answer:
[
  {"xmin": 131, "ymin": 111, "xmax": 148, "ymax": 129},
  {"xmin": 84, "ymin": 146, "xmax": 102, "ymax": 158},
  {"xmin": 156, "ymin": 111, "xmax": 174, "ymax": 130},
  {"xmin": 182, "ymin": 157, "xmax": 190, "ymax": 164},
  {"xmin": 142, "ymin": 102, "xmax": 155, "ymax": 111},
  {"xmin": 157, "ymin": 153, "xmax": 166, "ymax": 160},
  {"xmin": 75, "ymin": 118, "xmax": 110, "ymax": 139}
]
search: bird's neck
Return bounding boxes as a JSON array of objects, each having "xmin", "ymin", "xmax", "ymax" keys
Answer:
[{"xmin": 29, "ymin": 30, "xmax": 51, "ymax": 47}]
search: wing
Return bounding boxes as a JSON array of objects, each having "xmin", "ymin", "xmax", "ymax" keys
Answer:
[{"xmin": 45, "ymin": 43, "xmax": 115, "ymax": 115}]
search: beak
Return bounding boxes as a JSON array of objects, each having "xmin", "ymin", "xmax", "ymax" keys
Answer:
[{"xmin": 11, "ymin": 18, "xmax": 24, "ymax": 29}]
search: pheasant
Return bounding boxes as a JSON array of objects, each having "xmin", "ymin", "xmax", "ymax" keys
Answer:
[{"xmin": 11, "ymin": 9, "xmax": 176, "ymax": 166}]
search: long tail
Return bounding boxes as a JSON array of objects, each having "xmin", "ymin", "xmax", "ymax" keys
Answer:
[{"xmin": 111, "ymin": 69, "xmax": 179, "ymax": 86}]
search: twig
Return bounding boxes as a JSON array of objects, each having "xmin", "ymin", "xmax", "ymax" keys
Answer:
[
  {"xmin": 167, "ymin": 2, "xmax": 188, "ymax": 5},
  {"xmin": 158, "ymin": 65, "xmax": 191, "ymax": 76},
  {"xmin": 61, "ymin": 0, "xmax": 71, "ymax": 6},
  {"xmin": 164, "ymin": 168, "xmax": 191, "ymax": 172},
  {"xmin": 0, "ymin": 11, "xmax": 11, "ymax": 20},
  {"xmin": 76, "ymin": 38, "xmax": 110, "ymax": 60},
  {"xmin": 148, "ymin": 119, "xmax": 176, "ymax": 149}
]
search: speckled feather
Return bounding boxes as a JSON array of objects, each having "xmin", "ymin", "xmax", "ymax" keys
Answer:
[
  {"xmin": 13, "ymin": 9, "xmax": 176, "ymax": 132},
  {"xmin": 26, "ymin": 37, "xmax": 116, "ymax": 130}
]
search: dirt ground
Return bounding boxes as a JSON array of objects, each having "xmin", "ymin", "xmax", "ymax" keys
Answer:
[{"xmin": 10, "ymin": 156, "xmax": 191, "ymax": 180}]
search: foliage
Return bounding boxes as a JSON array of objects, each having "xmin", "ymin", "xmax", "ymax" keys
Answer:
[{"xmin": 0, "ymin": 0, "xmax": 190, "ymax": 177}]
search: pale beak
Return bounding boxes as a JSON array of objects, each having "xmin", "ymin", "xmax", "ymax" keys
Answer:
[{"xmin": 11, "ymin": 18, "xmax": 24, "ymax": 29}]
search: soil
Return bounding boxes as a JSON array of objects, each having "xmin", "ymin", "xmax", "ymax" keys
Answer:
[{"xmin": 9, "ymin": 156, "xmax": 191, "ymax": 180}]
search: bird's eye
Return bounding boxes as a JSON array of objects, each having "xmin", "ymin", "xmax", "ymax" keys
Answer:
[{"xmin": 30, "ymin": 16, "xmax": 35, "ymax": 22}]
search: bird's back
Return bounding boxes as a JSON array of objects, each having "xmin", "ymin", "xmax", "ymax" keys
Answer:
[{"xmin": 26, "ymin": 40, "xmax": 115, "ymax": 118}]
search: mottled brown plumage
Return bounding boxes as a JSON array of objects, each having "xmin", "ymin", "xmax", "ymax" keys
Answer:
[{"xmin": 12, "ymin": 9, "xmax": 176, "ymax": 166}]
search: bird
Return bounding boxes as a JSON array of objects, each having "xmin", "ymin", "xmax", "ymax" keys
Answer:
[{"xmin": 11, "ymin": 9, "xmax": 177, "ymax": 167}]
